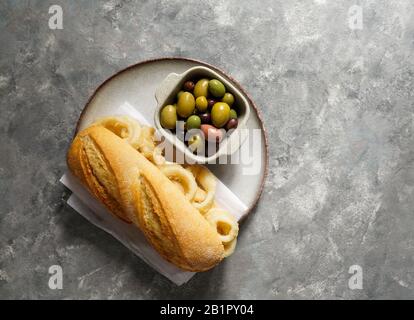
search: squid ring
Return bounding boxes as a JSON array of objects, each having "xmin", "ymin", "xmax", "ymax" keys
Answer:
[
  {"xmin": 160, "ymin": 164, "xmax": 197, "ymax": 201},
  {"xmin": 187, "ymin": 165, "xmax": 216, "ymax": 214},
  {"xmin": 205, "ymin": 208, "xmax": 239, "ymax": 244},
  {"xmin": 94, "ymin": 115, "xmax": 142, "ymax": 149},
  {"xmin": 193, "ymin": 187, "xmax": 207, "ymax": 203},
  {"xmin": 223, "ymin": 238, "xmax": 237, "ymax": 258}
]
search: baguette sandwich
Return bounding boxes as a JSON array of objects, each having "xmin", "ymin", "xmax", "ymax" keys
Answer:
[{"xmin": 67, "ymin": 125, "xmax": 224, "ymax": 271}]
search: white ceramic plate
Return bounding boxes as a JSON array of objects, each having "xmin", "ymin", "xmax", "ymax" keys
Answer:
[{"xmin": 76, "ymin": 58, "xmax": 268, "ymax": 219}]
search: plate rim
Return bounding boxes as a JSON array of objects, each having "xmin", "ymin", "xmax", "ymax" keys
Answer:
[{"xmin": 75, "ymin": 56, "xmax": 269, "ymax": 222}]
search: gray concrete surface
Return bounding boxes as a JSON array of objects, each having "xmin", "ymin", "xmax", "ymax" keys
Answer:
[{"xmin": 1, "ymin": 0, "xmax": 414, "ymax": 299}]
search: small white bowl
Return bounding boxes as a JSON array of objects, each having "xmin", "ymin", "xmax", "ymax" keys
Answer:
[{"xmin": 154, "ymin": 66, "xmax": 250, "ymax": 163}]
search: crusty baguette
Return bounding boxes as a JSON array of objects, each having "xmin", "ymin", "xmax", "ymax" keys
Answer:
[{"xmin": 67, "ymin": 126, "xmax": 224, "ymax": 271}]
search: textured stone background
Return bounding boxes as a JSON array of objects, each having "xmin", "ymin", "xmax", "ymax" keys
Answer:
[{"xmin": 1, "ymin": 0, "xmax": 414, "ymax": 299}]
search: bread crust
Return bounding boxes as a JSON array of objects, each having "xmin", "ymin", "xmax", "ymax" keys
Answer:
[{"xmin": 67, "ymin": 126, "xmax": 224, "ymax": 271}]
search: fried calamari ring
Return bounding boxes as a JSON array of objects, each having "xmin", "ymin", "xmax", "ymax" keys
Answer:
[
  {"xmin": 223, "ymin": 238, "xmax": 237, "ymax": 257},
  {"xmin": 159, "ymin": 163, "xmax": 197, "ymax": 201},
  {"xmin": 93, "ymin": 116, "xmax": 142, "ymax": 149},
  {"xmin": 205, "ymin": 208, "xmax": 239, "ymax": 244},
  {"xmin": 193, "ymin": 187, "xmax": 207, "ymax": 203},
  {"xmin": 94, "ymin": 116, "xmax": 165, "ymax": 165},
  {"xmin": 171, "ymin": 180, "xmax": 185, "ymax": 194},
  {"xmin": 138, "ymin": 126, "xmax": 155, "ymax": 149},
  {"xmin": 140, "ymin": 143, "xmax": 165, "ymax": 165},
  {"xmin": 186, "ymin": 165, "xmax": 216, "ymax": 214},
  {"xmin": 151, "ymin": 146, "xmax": 166, "ymax": 166},
  {"xmin": 138, "ymin": 126, "xmax": 165, "ymax": 165}
]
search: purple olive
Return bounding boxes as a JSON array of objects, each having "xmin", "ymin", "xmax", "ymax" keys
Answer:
[
  {"xmin": 207, "ymin": 98, "xmax": 216, "ymax": 108},
  {"xmin": 183, "ymin": 81, "xmax": 195, "ymax": 92},
  {"xmin": 226, "ymin": 118, "xmax": 238, "ymax": 130},
  {"xmin": 199, "ymin": 113, "xmax": 211, "ymax": 124}
]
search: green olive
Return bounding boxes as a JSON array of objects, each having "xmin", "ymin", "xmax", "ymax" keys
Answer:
[
  {"xmin": 177, "ymin": 92, "xmax": 195, "ymax": 117},
  {"xmin": 229, "ymin": 109, "xmax": 237, "ymax": 119},
  {"xmin": 160, "ymin": 105, "xmax": 177, "ymax": 129},
  {"xmin": 194, "ymin": 79, "xmax": 209, "ymax": 98},
  {"xmin": 208, "ymin": 79, "xmax": 226, "ymax": 98},
  {"xmin": 211, "ymin": 102, "xmax": 230, "ymax": 128},
  {"xmin": 188, "ymin": 133, "xmax": 203, "ymax": 152},
  {"xmin": 186, "ymin": 115, "xmax": 201, "ymax": 130},
  {"xmin": 177, "ymin": 90, "xmax": 184, "ymax": 99},
  {"xmin": 222, "ymin": 93, "xmax": 234, "ymax": 106},
  {"xmin": 195, "ymin": 96, "xmax": 208, "ymax": 112}
]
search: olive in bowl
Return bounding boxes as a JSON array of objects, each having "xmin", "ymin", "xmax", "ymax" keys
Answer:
[{"xmin": 154, "ymin": 66, "xmax": 250, "ymax": 163}]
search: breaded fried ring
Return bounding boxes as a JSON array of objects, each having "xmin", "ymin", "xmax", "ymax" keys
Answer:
[
  {"xmin": 93, "ymin": 116, "xmax": 142, "ymax": 149},
  {"xmin": 223, "ymin": 238, "xmax": 237, "ymax": 257},
  {"xmin": 159, "ymin": 163, "xmax": 197, "ymax": 201},
  {"xmin": 193, "ymin": 187, "xmax": 207, "ymax": 203},
  {"xmin": 138, "ymin": 126, "xmax": 165, "ymax": 165},
  {"xmin": 187, "ymin": 165, "xmax": 216, "ymax": 214},
  {"xmin": 205, "ymin": 208, "xmax": 239, "ymax": 244}
]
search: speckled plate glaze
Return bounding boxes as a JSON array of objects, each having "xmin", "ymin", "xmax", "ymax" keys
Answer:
[{"xmin": 76, "ymin": 57, "xmax": 268, "ymax": 219}]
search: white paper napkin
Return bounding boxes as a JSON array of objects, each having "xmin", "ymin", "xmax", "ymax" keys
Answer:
[{"xmin": 60, "ymin": 102, "xmax": 247, "ymax": 285}]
